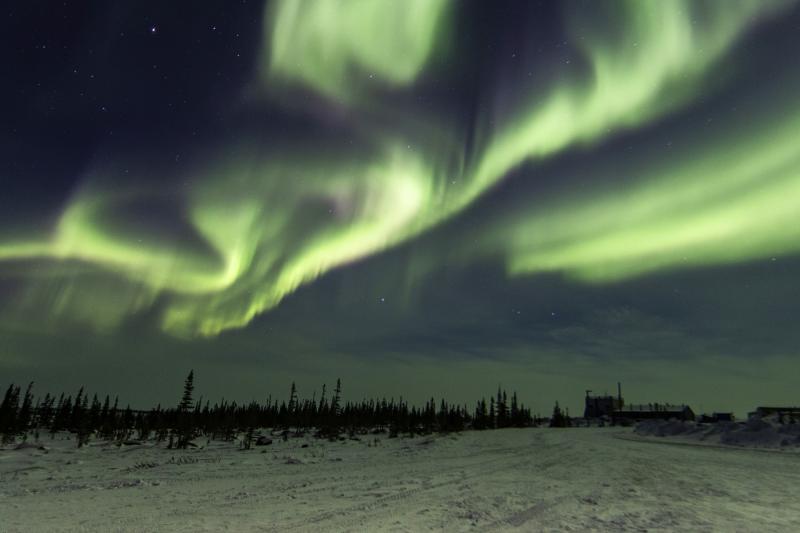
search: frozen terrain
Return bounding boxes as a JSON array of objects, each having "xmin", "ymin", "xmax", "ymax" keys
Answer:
[
  {"xmin": 3, "ymin": 427, "xmax": 800, "ymax": 532},
  {"xmin": 634, "ymin": 416, "xmax": 800, "ymax": 449}
]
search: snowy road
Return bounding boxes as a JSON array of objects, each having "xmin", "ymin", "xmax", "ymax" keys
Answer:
[{"xmin": 2, "ymin": 428, "xmax": 799, "ymax": 532}]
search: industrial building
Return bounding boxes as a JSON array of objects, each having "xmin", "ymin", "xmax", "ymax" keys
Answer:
[
  {"xmin": 613, "ymin": 403, "xmax": 695, "ymax": 422},
  {"xmin": 583, "ymin": 382, "xmax": 624, "ymax": 418},
  {"xmin": 584, "ymin": 383, "xmax": 695, "ymax": 422}
]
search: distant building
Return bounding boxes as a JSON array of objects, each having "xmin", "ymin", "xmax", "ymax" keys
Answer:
[
  {"xmin": 748, "ymin": 407, "xmax": 800, "ymax": 420},
  {"xmin": 584, "ymin": 382, "xmax": 624, "ymax": 418},
  {"xmin": 699, "ymin": 412, "xmax": 735, "ymax": 423},
  {"xmin": 583, "ymin": 383, "xmax": 695, "ymax": 422},
  {"xmin": 614, "ymin": 403, "xmax": 695, "ymax": 422}
]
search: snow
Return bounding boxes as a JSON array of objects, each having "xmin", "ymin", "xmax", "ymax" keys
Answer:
[
  {"xmin": 2, "ymin": 428, "xmax": 800, "ymax": 531},
  {"xmin": 634, "ymin": 416, "xmax": 800, "ymax": 449}
]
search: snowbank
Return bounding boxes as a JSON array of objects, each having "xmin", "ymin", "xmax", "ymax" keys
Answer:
[{"xmin": 635, "ymin": 415, "xmax": 800, "ymax": 449}]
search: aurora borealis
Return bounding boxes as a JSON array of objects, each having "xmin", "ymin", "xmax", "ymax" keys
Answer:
[{"xmin": 2, "ymin": 0, "xmax": 800, "ymax": 415}]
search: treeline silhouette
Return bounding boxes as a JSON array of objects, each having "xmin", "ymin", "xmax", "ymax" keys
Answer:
[{"xmin": 0, "ymin": 371, "xmax": 536, "ymax": 448}]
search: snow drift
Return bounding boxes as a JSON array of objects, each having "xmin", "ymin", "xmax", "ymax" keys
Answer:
[{"xmin": 634, "ymin": 415, "xmax": 800, "ymax": 449}]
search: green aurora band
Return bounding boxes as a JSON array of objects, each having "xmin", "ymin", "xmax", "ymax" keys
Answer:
[
  {"xmin": 264, "ymin": 0, "xmax": 452, "ymax": 103},
  {"xmin": 1, "ymin": 0, "xmax": 799, "ymax": 336},
  {"xmin": 499, "ymin": 93, "xmax": 800, "ymax": 282}
]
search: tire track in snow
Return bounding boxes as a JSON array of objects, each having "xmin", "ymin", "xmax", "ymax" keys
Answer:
[{"xmin": 262, "ymin": 440, "xmax": 546, "ymax": 532}]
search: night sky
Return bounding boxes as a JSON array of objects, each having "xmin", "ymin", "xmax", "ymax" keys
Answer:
[{"xmin": 2, "ymin": 0, "xmax": 800, "ymax": 417}]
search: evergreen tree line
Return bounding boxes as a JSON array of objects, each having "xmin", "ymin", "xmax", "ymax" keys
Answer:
[
  {"xmin": 0, "ymin": 373, "xmax": 536, "ymax": 448},
  {"xmin": 548, "ymin": 401, "xmax": 573, "ymax": 428}
]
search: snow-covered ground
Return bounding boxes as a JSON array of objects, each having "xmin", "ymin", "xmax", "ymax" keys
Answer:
[
  {"xmin": 2, "ymin": 427, "xmax": 800, "ymax": 532},
  {"xmin": 634, "ymin": 416, "xmax": 800, "ymax": 449}
]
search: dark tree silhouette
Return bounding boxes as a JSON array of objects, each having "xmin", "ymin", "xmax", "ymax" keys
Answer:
[
  {"xmin": 179, "ymin": 370, "xmax": 195, "ymax": 412},
  {"xmin": 17, "ymin": 382, "xmax": 35, "ymax": 440},
  {"xmin": 0, "ymin": 383, "xmax": 20, "ymax": 443},
  {"xmin": 549, "ymin": 401, "xmax": 570, "ymax": 428},
  {"xmin": 0, "ymin": 371, "xmax": 539, "ymax": 446},
  {"xmin": 175, "ymin": 370, "xmax": 196, "ymax": 448}
]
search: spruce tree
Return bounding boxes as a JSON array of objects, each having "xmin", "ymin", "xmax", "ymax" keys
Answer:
[
  {"xmin": 496, "ymin": 387, "xmax": 504, "ymax": 428},
  {"xmin": 118, "ymin": 405, "xmax": 133, "ymax": 443},
  {"xmin": 288, "ymin": 382, "xmax": 298, "ymax": 413},
  {"xmin": 101, "ymin": 397, "xmax": 119, "ymax": 440},
  {"xmin": 496, "ymin": 388, "xmax": 510, "ymax": 428},
  {"xmin": 0, "ymin": 384, "xmax": 17, "ymax": 429},
  {"xmin": 501, "ymin": 390, "xmax": 509, "ymax": 428},
  {"xmin": 76, "ymin": 394, "xmax": 91, "ymax": 447},
  {"xmin": 99, "ymin": 395, "xmax": 110, "ymax": 436},
  {"xmin": 331, "ymin": 379, "xmax": 341, "ymax": 416},
  {"xmin": 323, "ymin": 379, "xmax": 342, "ymax": 439},
  {"xmin": 176, "ymin": 370, "xmax": 196, "ymax": 448},
  {"xmin": 474, "ymin": 398, "xmax": 487, "ymax": 430},
  {"xmin": 288, "ymin": 382, "xmax": 299, "ymax": 432},
  {"xmin": 549, "ymin": 401, "xmax": 567, "ymax": 428},
  {"xmin": 50, "ymin": 393, "xmax": 64, "ymax": 437},
  {"xmin": 510, "ymin": 392, "xmax": 520, "ymax": 427},
  {"xmin": 0, "ymin": 384, "xmax": 20, "ymax": 443},
  {"xmin": 70, "ymin": 386, "xmax": 85, "ymax": 433},
  {"xmin": 179, "ymin": 370, "xmax": 195, "ymax": 412},
  {"xmin": 56, "ymin": 395, "xmax": 73, "ymax": 434},
  {"xmin": 318, "ymin": 384, "xmax": 327, "ymax": 420},
  {"xmin": 17, "ymin": 382, "xmax": 35, "ymax": 440},
  {"xmin": 88, "ymin": 394, "xmax": 102, "ymax": 432},
  {"xmin": 37, "ymin": 393, "xmax": 55, "ymax": 434}
]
